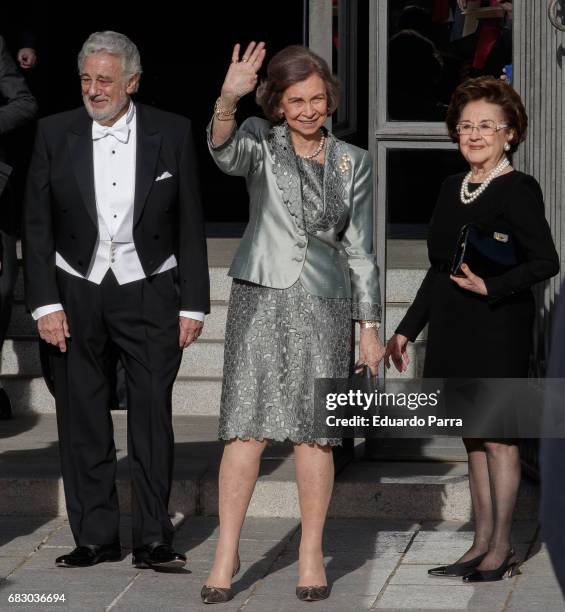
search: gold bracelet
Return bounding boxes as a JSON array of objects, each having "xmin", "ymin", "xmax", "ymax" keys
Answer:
[
  {"xmin": 214, "ymin": 97, "xmax": 237, "ymax": 121},
  {"xmin": 359, "ymin": 320, "xmax": 381, "ymax": 330}
]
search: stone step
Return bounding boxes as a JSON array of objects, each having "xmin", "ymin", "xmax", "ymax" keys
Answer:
[
  {"xmin": 15, "ymin": 265, "xmax": 428, "ymax": 306},
  {"xmin": 0, "ymin": 414, "xmax": 539, "ymax": 519},
  {"xmin": 0, "ymin": 337, "xmax": 426, "ymax": 380},
  {"xmin": 3, "ymin": 376, "xmax": 223, "ymax": 416},
  {"xmin": 364, "ymin": 437, "xmax": 468, "ymax": 462},
  {"xmin": 0, "ymin": 338, "xmax": 224, "ymax": 378},
  {"xmin": 8, "ymin": 300, "xmax": 428, "ymax": 342},
  {"xmin": 2, "ymin": 340, "xmax": 425, "ymax": 415},
  {"xmin": 386, "ymin": 268, "xmax": 427, "ymax": 303},
  {"xmin": 14, "ymin": 236, "xmax": 429, "ymax": 304}
]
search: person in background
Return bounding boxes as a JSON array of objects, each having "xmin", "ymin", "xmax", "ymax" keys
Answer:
[{"xmin": 0, "ymin": 34, "xmax": 37, "ymax": 419}]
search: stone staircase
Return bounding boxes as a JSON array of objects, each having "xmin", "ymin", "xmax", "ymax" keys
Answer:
[
  {"xmin": 2, "ymin": 238, "xmax": 539, "ymax": 520},
  {"xmin": 3, "ymin": 239, "xmax": 430, "ymax": 415}
]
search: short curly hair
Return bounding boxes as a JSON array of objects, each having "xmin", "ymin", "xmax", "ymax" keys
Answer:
[
  {"xmin": 446, "ymin": 76, "xmax": 528, "ymax": 154},
  {"xmin": 256, "ymin": 45, "xmax": 340, "ymax": 124}
]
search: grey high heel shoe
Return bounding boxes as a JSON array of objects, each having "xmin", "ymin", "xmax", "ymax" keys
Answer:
[
  {"xmin": 295, "ymin": 585, "xmax": 330, "ymax": 602},
  {"xmin": 200, "ymin": 554, "xmax": 241, "ymax": 604}
]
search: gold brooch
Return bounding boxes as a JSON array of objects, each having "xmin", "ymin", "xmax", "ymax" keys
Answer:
[{"xmin": 339, "ymin": 153, "xmax": 351, "ymax": 174}]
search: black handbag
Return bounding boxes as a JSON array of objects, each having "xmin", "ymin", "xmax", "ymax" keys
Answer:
[
  {"xmin": 450, "ymin": 222, "xmax": 519, "ymax": 278},
  {"xmin": 352, "ymin": 364, "xmax": 377, "ymax": 394}
]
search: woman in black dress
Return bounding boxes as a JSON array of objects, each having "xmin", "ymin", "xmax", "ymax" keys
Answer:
[{"xmin": 386, "ymin": 77, "xmax": 559, "ymax": 582}]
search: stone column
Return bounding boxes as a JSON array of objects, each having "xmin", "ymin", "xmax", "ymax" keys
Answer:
[
  {"xmin": 308, "ymin": 0, "xmax": 333, "ymax": 66},
  {"xmin": 514, "ymin": 0, "xmax": 565, "ymax": 372}
]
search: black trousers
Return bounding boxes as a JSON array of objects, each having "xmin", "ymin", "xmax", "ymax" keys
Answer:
[{"xmin": 48, "ymin": 268, "xmax": 182, "ymax": 549}]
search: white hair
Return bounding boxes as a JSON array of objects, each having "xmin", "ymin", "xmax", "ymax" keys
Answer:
[{"xmin": 78, "ymin": 31, "xmax": 142, "ymax": 89}]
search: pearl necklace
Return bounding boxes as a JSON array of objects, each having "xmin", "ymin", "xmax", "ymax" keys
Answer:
[
  {"xmin": 299, "ymin": 134, "xmax": 326, "ymax": 160},
  {"xmin": 460, "ymin": 157, "xmax": 510, "ymax": 205}
]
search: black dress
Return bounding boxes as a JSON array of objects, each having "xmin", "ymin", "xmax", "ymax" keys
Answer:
[{"xmin": 396, "ymin": 171, "xmax": 559, "ymax": 378}]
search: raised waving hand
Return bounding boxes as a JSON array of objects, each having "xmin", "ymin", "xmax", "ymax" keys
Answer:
[
  {"xmin": 221, "ymin": 42, "xmax": 266, "ymax": 104},
  {"xmin": 212, "ymin": 42, "xmax": 266, "ymax": 146}
]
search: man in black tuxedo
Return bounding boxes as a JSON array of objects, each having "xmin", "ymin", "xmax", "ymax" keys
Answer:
[{"xmin": 23, "ymin": 31, "xmax": 209, "ymax": 569}]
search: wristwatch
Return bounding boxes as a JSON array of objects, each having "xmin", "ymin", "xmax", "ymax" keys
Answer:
[{"xmin": 359, "ymin": 320, "xmax": 381, "ymax": 330}]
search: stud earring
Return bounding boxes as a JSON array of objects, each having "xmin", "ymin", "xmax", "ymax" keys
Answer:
[{"xmin": 504, "ymin": 142, "xmax": 511, "ymax": 152}]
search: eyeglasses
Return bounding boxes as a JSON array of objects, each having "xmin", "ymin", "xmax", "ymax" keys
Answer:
[{"xmin": 456, "ymin": 120, "xmax": 509, "ymax": 136}]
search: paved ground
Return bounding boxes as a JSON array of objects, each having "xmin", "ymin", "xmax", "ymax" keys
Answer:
[{"xmin": 0, "ymin": 516, "xmax": 562, "ymax": 611}]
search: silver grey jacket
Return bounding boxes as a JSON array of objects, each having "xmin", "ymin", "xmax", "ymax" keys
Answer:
[{"xmin": 207, "ymin": 117, "xmax": 381, "ymax": 320}]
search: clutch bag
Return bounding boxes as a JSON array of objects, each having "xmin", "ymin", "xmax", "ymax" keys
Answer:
[{"xmin": 450, "ymin": 223, "xmax": 519, "ymax": 278}]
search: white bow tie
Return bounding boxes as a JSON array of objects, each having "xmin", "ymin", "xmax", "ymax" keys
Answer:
[{"xmin": 92, "ymin": 123, "xmax": 130, "ymax": 143}]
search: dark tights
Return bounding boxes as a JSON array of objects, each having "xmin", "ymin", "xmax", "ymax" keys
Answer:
[{"xmin": 457, "ymin": 438, "xmax": 520, "ymax": 570}]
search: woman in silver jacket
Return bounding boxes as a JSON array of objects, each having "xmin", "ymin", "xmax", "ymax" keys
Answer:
[{"xmin": 201, "ymin": 42, "xmax": 384, "ymax": 604}]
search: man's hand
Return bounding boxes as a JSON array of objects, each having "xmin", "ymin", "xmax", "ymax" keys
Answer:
[
  {"xmin": 17, "ymin": 47, "xmax": 37, "ymax": 70},
  {"xmin": 179, "ymin": 317, "xmax": 204, "ymax": 349},
  {"xmin": 37, "ymin": 311, "xmax": 70, "ymax": 352}
]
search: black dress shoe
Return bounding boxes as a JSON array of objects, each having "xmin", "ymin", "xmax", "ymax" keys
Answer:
[
  {"xmin": 55, "ymin": 544, "xmax": 121, "ymax": 567},
  {"xmin": 132, "ymin": 543, "xmax": 186, "ymax": 569},
  {"xmin": 462, "ymin": 550, "xmax": 519, "ymax": 582},
  {"xmin": 428, "ymin": 552, "xmax": 487, "ymax": 577},
  {"xmin": 0, "ymin": 388, "xmax": 12, "ymax": 420}
]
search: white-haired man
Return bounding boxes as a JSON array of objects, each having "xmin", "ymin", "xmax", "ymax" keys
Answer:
[{"xmin": 24, "ymin": 31, "xmax": 209, "ymax": 569}]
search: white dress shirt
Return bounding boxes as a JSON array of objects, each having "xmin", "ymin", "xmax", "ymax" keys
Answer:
[{"xmin": 32, "ymin": 102, "xmax": 204, "ymax": 322}]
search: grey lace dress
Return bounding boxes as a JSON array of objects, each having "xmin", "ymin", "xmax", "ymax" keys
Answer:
[{"xmin": 218, "ymin": 156, "xmax": 351, "ymax": 446}]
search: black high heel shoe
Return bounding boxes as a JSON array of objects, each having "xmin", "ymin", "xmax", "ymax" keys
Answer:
[
  {"xmin": 200, "ymin": 554, "xmax": 241, "ymax": 604},
  {"xmin": 428, "ymin": 552, "xmax": 487, "ymax": 577},
  {"xmin": 462, "ymin": 549, "xmax": 520, "ymax": 582}
]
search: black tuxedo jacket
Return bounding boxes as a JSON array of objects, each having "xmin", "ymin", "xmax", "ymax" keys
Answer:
[{"xmin": 23, "ymin": 103, "xmax": 210, "ymax": 314}]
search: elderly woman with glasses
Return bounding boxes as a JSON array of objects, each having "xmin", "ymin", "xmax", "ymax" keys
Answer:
[{"xmin": 386, "ymin": 76, "xmax": 559, "ymax": 583}]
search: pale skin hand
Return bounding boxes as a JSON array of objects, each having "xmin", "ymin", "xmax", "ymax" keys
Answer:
[
  {"xmin": 17, "ymin": 47, "xmax": 37, "ymax": 70},
  {"xmin": 179, "ymin": 317, "xmax": 204, "ymax": 349},
  {"xmin": 356, "ymin": 328, "xmax": 386, "ymax": 377},
  {"xmin": 37, "ymin": 311, "xmax": 70, "ymax": 353},
  {"xmin": 384, "ymin": 333, "xmax": 410, "ymax": 373},
  {"xmin": 497, "ymin": 1, "xmax": 513, "ymax": 14},
  {"xmin": 211, "ymin": 41, "xmax": 266, "ymax": 147},
  {"xmin": 450, "ymin": 263, "xmax": 488, "ymax": 295}
]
